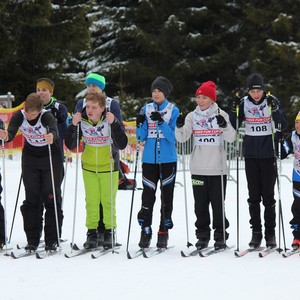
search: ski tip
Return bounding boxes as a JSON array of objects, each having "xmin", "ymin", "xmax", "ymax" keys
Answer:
[
  {"xmin": 180, "ymin": 251, "xmax": 187, "ymax": 257},
  {"xmin": 142, "ymin": 251, "xmax": 149, "ymax": 258},
  {"xmin": 234, "ymin": 251, "xmax": 241, "ymax": 257},
  {"xmin": 126, "ymin": 251, "xmax": 132, "ymax": 259}
]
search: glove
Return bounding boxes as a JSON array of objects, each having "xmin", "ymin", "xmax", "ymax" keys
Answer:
[
  {"xmin": 275, "ymin": 130, "xmax": 283, "ymax": 140},
  {"xmin": 136, "ymin": 114, "xmax": 146, "ymax": 127},
  {"xmin": 150, "ymin": 111, "xmax": 164, "ymax": 125},
  {"xmin": 267, "ymin": 95, "xmax": 278, "ymax": 111},
  {"xmin": 231, "ymin": 95, "xmax": 241, "ymax": 113},
  {"xmin": 216, "ymin": 115, "xmax": 227, "ymax": 128},
  {"xmin": 176, "ymin": 114, "xmax": 185, "ymax": 128}
]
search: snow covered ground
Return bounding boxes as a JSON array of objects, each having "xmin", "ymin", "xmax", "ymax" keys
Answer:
[{"xmin": 1, "ymin": 155, "xmax": 297, "ymax": 300}]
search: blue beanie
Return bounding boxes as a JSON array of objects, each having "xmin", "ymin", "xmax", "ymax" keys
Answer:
[{"xmin": 85, "ymin": 73, "xmax": 106, "ymax": 90}]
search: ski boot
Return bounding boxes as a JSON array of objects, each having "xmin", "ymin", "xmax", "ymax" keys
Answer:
[
  {"xmin": 156, "ymin": 231, "xmax": 168, "ymax": 249},
  {"xmin": 103, "ymin": 229, "xmax": 115, "ymax": 248},
  {"xmin": 138, "ymin": 227, "xmax": 152, "ymax": 249},
  {"xmin": 249, "ymin": 232, "xmax": 262, "ymax": 248},
  {"xmin": 265, "ymin": 235, "xmax": 277, "ymax": 248},
  {"xmin": 83, "ymin": 229, "xmax": 98, "ymax": 249},
  {"xmin": 195, "ymin": 238, "xmax": 209, "ymax": 250},
  {"xmin": 292, "ymin": 239, "xmax": 300, "ymax": 250},
  {"xmin": 214, "ymin": 238, "xmax": 226, "ymax": 250}
]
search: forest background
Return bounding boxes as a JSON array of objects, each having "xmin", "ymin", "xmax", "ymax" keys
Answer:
[{"xmin": 1, "ymin": 0, "xmax": 300, "ymax": 131}]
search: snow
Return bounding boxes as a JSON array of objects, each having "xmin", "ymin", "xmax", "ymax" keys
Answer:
[{"xmin": 1, "ymin": 155, "xmax": 297, "ymax": 300}]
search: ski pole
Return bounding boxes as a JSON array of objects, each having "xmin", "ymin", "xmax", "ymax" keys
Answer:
[
  {"xmin": 47, "ymin": 127, "xmax": 61, "ymax": 252},
  {"xmin": 61, "ymin": 149, "xmax": 71, "ymax": 209},
  {"xmin": 235, "ymin": 93, "xmax": 240, "ymax": 251},
  {"xmin": 181, "ymin": 139, "xmax": 192, "ymax": 248},
  {"xmin": 71, "ymin": 123, "xmax": 80, "ymax": 251},
  {"xmin": 218, "ymin": 109, "xmax": 226, "ymax": 246},
  {"xmin": 268, "ymin": 96, "xmax": 287, "ymax": 252},
  {"xmin": 126, "ymin": 137, "xmax": 140, "ymax": 256},
  {"xmin": 0, "ymin": 121, "xmax": 8, "ymax": 255},
  {"xmin": 108, "ymin": 122, "xmax": 116, "ymax": 252},
  {"xmin": 8, "ymin": 173, "xmax": 22, "ymax": 243}
]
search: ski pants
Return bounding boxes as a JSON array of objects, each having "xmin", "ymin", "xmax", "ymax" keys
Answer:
[
  {"xmin": 245, "ymin": 157, "xmax": 276, "ymax": 235},
  {"xmin": 290, "ymin": 181, "xmax": 300, "ymax": 239},
  {"xmin": 82, "ymin": 169, "xmax": 118, "ymax": 230},
  {"xmin": 192, "ymin": 174, "xmax": 229, "ymax": 240},
  {"xmin": 138, "ymin": 162, "xmax": 176, "ymax": 232},
  {"xmin": 21, "ymin": 152, "xmax": 64, "ymax": 245},
  {"xmin": 0, "ymin": 173, "xmax": 4, "ymax": 243}
]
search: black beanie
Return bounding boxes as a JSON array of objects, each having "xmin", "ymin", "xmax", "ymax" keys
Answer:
[
  {"xmin": 151, "ymin": 76, "xmax": 173, "ymax": 98},
  {"xmin": 247, "ymin": 73, "xmax": 266, "ymax": 91}
]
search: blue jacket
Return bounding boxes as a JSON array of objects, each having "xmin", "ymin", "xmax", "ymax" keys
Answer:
[{"xmin": 137, "ymin": 99, "xmax": 179, "ymax": 164}]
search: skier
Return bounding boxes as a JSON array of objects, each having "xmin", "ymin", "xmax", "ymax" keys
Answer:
[
  {"xmin": 229, "ymin": 73, "xmax": 287, "ymax": 249},
  {"xmin": 136, "ymin": 76, "xmax": 180, "ymax": 249},
  {"xmin": 176, "ymin": 81, "xmax": 236, "ymax": 250},
  {"xmin": 281, "ymin": 111, "xmax": 300, "ymax": 249},
  {"xmin": 65, "ymin": 92, "xmax": 127, "ymax": 249},
  {"xmin": 0, "ymin": 93, "xmax": 64, "ymax": 251},
  {"xmin": 36, "ymin": 77, "xmax": 68, "ymax": 159},
  {"xmin": 73, "ymin": 72, "xmax": 129, "ymax": 245}
]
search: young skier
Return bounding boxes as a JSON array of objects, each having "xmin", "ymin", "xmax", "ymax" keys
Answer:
[
  {"xmin": 65, "ymin": 92, "xmax": 127, "ymax": 249},
  {"xmin": 0, "ymin": 93, "xmax": 64, "ymax": 251},
  {"xmin": 176, "ymin": 81, "xmax": 236, "ymax": 250},
  {"xmin": 281, "ymin": 112, "xmax": 300, "ymax": 249},
  {"xmin": 36, "ymin": 77, "xmax": 68, "ymax": 159},
  {"xmin": 229, "ymin": 73, "xmax": 287, "ymax": 249},
  {"xmin": 136, "ymin": 76, "xmax": 180, "ymax": 249},
  {"xmin": 73, "ymin": 73, "xmax": 129, "ymax": 245}
]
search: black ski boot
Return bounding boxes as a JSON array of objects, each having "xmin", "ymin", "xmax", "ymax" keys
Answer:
[
  {"xmin": 156, "ymin": 231, "xmax": 168, "ymax": 248},
  {"xmin": 249, "ymin": 232, "xmax": 262, "ymax": 248},
  {"xmin": 138, "ymin": 227, "xmax": 152, "ymax": 249},
  {"xmin": 45, "ymin": 241, "xmax": 58, "ymax": 252},
  {"xmin": 214, "ymin": 238, "xmax": 226, "ymax": 250},
  {"xmin": 25, "ymin": 244, "xmax": 38, "ymax": 252},
  {"xmin": 83, "ymin": 229, "xmax": 98, "ymax": 249},
  {"xmin": 195, "ymin": 238, "xmax": 209, "ymax": 250},
  {"xmin": 265, "ymin": 235, "xmax": 277, "ymax": 248},
  {"xmin": 103, "ymin": 229, "xmax": 115, "ymax": 248}
]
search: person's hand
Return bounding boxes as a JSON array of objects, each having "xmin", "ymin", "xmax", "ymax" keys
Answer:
[
  {"xmin": 72, "ymin": 112, "xmax": 82, "ymax": 126},
  {"xmin": 176, "ymin": 114, "xmax": 185, "ymax": 128},
  {"xmin": 106, "ymin": 112, "xmax": 115, "ymax": 124},
  {"xmin": 44, "ymin": 132, "xmax": 54, "ymax": 144},
  {"xmin": 231, "ymin": 95, "xmax": 241, "ymax": 113},
  {"xmin": 0, "ymin": 129, "xmax": 8, "ymax": 140},
  {"xmin": 267, "ymin": 95, "xmax": 278, "ymax": 111},
  {"xmin": 150, "ymin": 111, "xmax": 163, "ymax": 125},
  {"xmin": 136, "ymin": 114, "xmax": 146, "ymax": 127},
  {"xmin": 216, "ymin": 115, "xmax": 227, "ymax": 128}
]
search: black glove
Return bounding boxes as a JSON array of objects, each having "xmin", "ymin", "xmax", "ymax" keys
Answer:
[
  {"xmin": 176, "ymin": 114, "xmax": 185, "ymax": 128},
  {"xmin": 231, "ymin": 95, "xmax": 241, "ymax": 113},
  {"xmin": 136, "ymin": 114, "xmax": 146, "ymax": 127},
  {"xmin": 275, "ymin": 130, "xmax": 283, "ymax": 140},
  {"xmin": 150, "ymin": 111, "xmax": 164, "ymax": 125},
  {"xmin": 216, "ymin": 115, "xmax": 227, "ymax": 128},
  {"xmin": 267, "ymin": 95, "xmax": 278, "ymax": 111}
]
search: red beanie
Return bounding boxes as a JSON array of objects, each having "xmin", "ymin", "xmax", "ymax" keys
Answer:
[{"xmin": 195, "ymin": 81, "xmax": 217, "ymax": 101}]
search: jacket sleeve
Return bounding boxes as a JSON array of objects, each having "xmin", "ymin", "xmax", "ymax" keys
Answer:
[
  {"xmin": 111, "ymin": 119, "xmax": 128, "ymax": 150},
  {"xmin": 41, "ymin": 112, "xmax": 60, "ymax": 141},
  {"xmin": 65, "ymin": 124, "xmax": 82, "ymax": 150},
  {"xmin": 6, "ymin": 111, "xmax": 23, "ymax": 142},
  {"xmin": 110, "ymin": 100, "xmax": 125, "ymax": 131}
]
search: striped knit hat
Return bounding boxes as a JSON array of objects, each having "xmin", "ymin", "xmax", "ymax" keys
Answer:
[{"xmin": 86, "ymin": 73, "xmax": 106, "ymax": 90}]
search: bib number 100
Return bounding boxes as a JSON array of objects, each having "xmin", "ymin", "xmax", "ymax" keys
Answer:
[{"xmin": 198, "ymin": 137, "xmax": 215, "ymax": 143}]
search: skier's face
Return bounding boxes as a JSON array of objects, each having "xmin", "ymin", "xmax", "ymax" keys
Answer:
[
  {"xmin": 87, "ymin": 84, "xmax": 102, "ymax": 94},
  {"xmin": 86, "ymin": 100, "xmax": 105, "ymax": 123},
  {"xmin": 295, "ymin": 120, "xmax": 300, "ymax": 134},
  {"xmin": 195, "ymin": 95, "xmax": 214, "ymax": 111},
  {"xmin": 36, "ymin": 87, "xmax": 52, "ymax": 105},
  {"xmin": 24, "ymin": 110, "xmax": 40, "ymax": 121},
  {"xmin": 152, "ymin": 89, "xmax": 165, "ymax": 105},
  {"xmin": 248, "ymin": 89, "xmax": 264, "ymax": 102}
]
